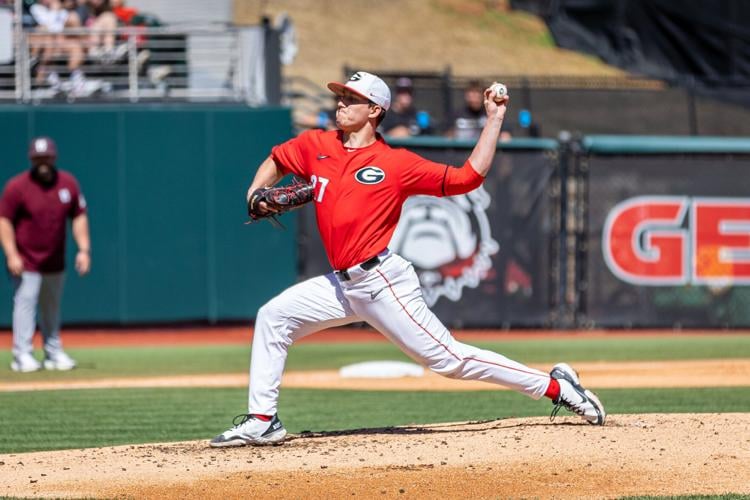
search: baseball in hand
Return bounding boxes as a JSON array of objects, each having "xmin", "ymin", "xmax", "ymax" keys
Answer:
[{"xmin": 490, "ymin": 82, "xmax": 508, "ymax": 102}]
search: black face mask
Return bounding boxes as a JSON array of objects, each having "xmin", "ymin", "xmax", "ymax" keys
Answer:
[{"xmin": 30, "ymin": 164, "xmax": 58, "ymax": 187}]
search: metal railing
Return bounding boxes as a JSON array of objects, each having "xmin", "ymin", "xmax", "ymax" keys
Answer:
[{"xmin": 0, "ymin": 24, "xmax": 278, "ymax": 104}]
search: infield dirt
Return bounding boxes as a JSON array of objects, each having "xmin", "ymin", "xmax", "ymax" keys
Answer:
[{"xmin": 2, "ymin": 413, "xmax": 749, "ymax": 499}]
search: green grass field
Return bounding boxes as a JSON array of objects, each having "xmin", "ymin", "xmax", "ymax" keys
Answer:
[
  {"xmin": 2, "ymin": 386, "xmax": 750, "ymax": 453},
  {"xmin": 2, "ymin": 334, "xmax": 749, "ymax": 382},
  {"xmin": 1, "ymin": 334, "xmax": 749, "ymax": 453}
]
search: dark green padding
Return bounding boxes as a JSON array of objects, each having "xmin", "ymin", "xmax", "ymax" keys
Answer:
[
  {"xmin": 583, "ymin": 135, "xmax": 750, "ymax": 154},
  {"xmin": 0, "ymin": 105, "xmax": 296, "ymax": 325}
]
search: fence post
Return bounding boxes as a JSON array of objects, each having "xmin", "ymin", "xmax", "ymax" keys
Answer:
[
  {"xmin": 569, "ymin": 134, "xmax": 589, "ymax": 328},
  {"xmin": 128, "ymin": 31, "xmax": 138, "ymax": 103},
  {"xmin": 21, "ymin": 32, "xmax": 30, "ymax": 102},
  {"xmin": 13, "ymin": 0, "xmax": 23, "ymax": 102},
  {"xmin": 555, "ymin": 130, "xmax": 572, "ymax": 327},
  {"xmin": 263, "ymin": 19, "xmax": 282, "ymax": 106},
  {"xmin": 442, "ymin": 65, "xmax": 453, "ymax": 132}
]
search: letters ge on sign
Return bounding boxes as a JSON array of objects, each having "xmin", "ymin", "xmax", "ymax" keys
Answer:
[{"xmin": 603, "ymin": 196, "xmax": 750, "ymax": 286}]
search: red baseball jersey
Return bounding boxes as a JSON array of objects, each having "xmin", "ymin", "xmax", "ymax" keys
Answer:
[
  {"xmin": 0, "ymin": 170, "xmax": 87, "ymax": 273},
  {"xmin": 272, "ymin": 129, "xmax": 484, "ymax": 270}
]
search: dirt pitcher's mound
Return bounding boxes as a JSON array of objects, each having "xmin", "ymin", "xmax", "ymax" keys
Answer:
[{"xmin": 2, "ymin": 413, "xmax": 749, "ymax": 499}]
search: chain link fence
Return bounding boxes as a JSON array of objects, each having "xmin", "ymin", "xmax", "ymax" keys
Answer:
[{"xmin": 340, "ymin": 67, "xmax": 750, "ymax": 138}]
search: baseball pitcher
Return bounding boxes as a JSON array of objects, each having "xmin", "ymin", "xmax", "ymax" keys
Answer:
[{"xmin": 211, "ymin": 72, "xmax": 605, "ymax": 447}]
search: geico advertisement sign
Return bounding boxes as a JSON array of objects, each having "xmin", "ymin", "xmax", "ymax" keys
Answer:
[{"xmin": 603, "ymin": 196, "xmax": 750, "ymax": 285}]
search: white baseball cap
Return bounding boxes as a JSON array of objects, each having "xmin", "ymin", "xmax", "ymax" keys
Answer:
[{"xmin": 327, "ymin": 71, "xmax": 391, "ymax": 111}]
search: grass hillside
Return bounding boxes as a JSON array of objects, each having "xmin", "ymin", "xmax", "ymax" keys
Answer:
[{"xmin": 233, "ymin": 0, "xmax": 625, "ymax": 87}]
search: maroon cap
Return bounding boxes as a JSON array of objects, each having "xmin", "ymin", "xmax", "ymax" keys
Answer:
[{"xmin": 28, "ymin": 136, "xmax": 58, "ymax": 159}]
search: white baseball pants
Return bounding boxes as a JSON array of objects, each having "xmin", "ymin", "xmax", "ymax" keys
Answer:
[
  {"xmin": 248, "ymin": 252, "xmax": 551, "ymax": 415},
  {"xmin": 11, "ymin": 271, "xmax": 66, "ymax": 360}
]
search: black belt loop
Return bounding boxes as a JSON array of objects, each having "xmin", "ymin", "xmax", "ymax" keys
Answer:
[
  {"xmin": 359, "ymin": 255, "xmax": 381, "ymax": 271},
  {"xmin": 335, "ymin": 253, "xmax": 384, "ymax": 281}
]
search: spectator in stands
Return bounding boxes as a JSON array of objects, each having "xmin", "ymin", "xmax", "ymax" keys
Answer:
[
  {"xmin": 111, "ymin": 0, "xmax": 137, "ymax": 25},
  {"xmin": 70, "ymin": 0, "xmax": 90, "ymax": 25},
  {"xmin": 379, "ymin": 77, "xmax": 432, "ymax": 137},
  {"xmin": 86, "ymin": 0, "xmax": 126, "ymax": 63},
  {"xmin": 447, "ymin": 79, "xmax": 512, "ymax": 142},
  {"xmin": 20, "ymin": 0, "xmax": 37, "ymax": 28},
  {"xmin": 29, "ymin": 0, "xmax": 86, "ymax": 90},
  {"xmin": 0, "ymin": 137, "xmax": 90, "ymax": 373},
  {"xmin": 446, "ymin": 79, "xmax": 485, "ymax": 140}
]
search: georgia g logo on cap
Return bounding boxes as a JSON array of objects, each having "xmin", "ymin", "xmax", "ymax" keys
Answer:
[{"xmin": 355, "ymin": 166, "xmax": 385, "ymax": 185}]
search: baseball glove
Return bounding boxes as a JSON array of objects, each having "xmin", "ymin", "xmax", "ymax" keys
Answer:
[{"xmin": 247, "ymin": 178, "xmax": 314, "ymax": 227}]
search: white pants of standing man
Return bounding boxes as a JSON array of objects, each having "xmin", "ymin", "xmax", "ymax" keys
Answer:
[
  {"xmin": 247, "ymin": 251, "xmax": 551, "ymax": 415},
  {"xmin": 12, "ymin": 271, "xmax": 66, "ymax": 360}
]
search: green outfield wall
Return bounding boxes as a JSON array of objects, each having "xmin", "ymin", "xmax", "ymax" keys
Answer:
[
  {"xmin": 0, "ymin": 105, "xmax": 295, "ymax": 325},
  {"xmin": 2, "ymin": 116, "xmax": 750, "ymax": 328}
]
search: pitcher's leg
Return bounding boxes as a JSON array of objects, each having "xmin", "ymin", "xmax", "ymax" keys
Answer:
[
  {"xmin": 12, "ymin": 272, "xmax": 42, "ymax": 360},
  {"xmin": 248, "ymin": 273, "xmax": 357, "ymax": 415},
  {"xmin": 355, "ymin": 256, "xmax": 550, "ymax": 399},
  {"xmin": 38, "ymin": 272, "xmax": 66, "ymax": 359}
]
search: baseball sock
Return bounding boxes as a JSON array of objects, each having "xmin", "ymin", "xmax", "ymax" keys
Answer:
[
  {"xmin": 544, "ymin": 378, "xmax": 560, "ymax": 400},
  {"xmin": 252, "ymin": 414, "xmax": 273, "ymax": 421}
]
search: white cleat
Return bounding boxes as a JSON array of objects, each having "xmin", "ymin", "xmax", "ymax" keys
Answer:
[
  {"xmin": 550, "ymin": 363, "xmax": 606, "ymax": 425},
  {"xmin": 10, "ymin": 353, "xmax": 41, "ymax": 373},
  {"xmin": 43, "ymin": 352, "xmax": 77, "ymax": 371},
  {"xmin": 210, "ymin": 413, "xmax": 287, "ymax": 448}
]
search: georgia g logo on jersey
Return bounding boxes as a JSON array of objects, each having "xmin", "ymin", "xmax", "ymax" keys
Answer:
[{"xmin": 355, "ymin": 166, "xmax": 385, "ymax": 185}]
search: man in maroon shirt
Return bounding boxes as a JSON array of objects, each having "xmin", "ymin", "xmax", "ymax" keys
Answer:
[{"xmin": 0, "ymin": 137, "xmax": 91, "ymax": 372}]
